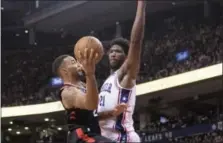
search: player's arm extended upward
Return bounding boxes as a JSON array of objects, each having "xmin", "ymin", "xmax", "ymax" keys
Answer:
[
  {"xmin": 85, "ymin": 74, "xmax": 99, "ymax": 109},
  {"xmin": 61, "ymin": 75, "xmax": 99, "ymax": 110},
  {"xmin": 119, "ymin": 1, "xmax": 146, "ymax": 86},
  {"xmin": 98, "ymin": 1, "xmax": 146, "ymax": 120}
]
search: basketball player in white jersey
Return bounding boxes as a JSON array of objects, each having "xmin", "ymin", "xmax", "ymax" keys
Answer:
[{"xmin": 97, "ymin": 0, "xmax": 146, "ymax": 142}]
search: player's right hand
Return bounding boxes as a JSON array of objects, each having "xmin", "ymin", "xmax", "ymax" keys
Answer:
[
  {"xmin": 78, "ymin": 48, "xmax": 98, "ymax": 76},
  {"xmin": 112, "ymin": 103, "xmax": 128, "ymax": 116}
]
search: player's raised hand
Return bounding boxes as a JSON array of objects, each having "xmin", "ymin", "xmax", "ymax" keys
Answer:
[
  {"xmin": 78, "ymin": 48, "xmax": 98, "ymax": 76},
  {"xmin": 112, "ymin": 103, "xmax": 128, "ymax": 116},
  {"xmin": 137, "ymin": 0, "xmax": 146, "ymax": 6}
]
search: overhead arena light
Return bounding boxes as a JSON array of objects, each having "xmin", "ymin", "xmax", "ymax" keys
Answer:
[
  {"xmin": 24, "ymin": 30, "xmax": 29, "ymax": 34},
  {"xmin": 8, "ymin": 128, "xmax": 12, "ymax": 132},
  {"xmin": 9, "ymin": 121, "xmax": 13, "ymax": 125},
  {"xmin": 16, "ymin": 131, "xmax": 21, "ymax": 135},
  {"xmin": 24, "ymin": 127, "xmax": 29, "ymax": 130},
  {"xmin": 57, "ymin": 127, "xmax": 62, "ymax": 131},
  {"xmin": 44, "ymin": 118, "xmax": 49, "ymax": 121}
]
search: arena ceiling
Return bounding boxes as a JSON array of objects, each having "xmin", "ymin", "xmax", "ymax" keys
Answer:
[
  {"xmin": 23, "ymin": 1, "xmax": 202, "ymax": 35},
  {"xmin": 3, "ymin": 0, "xmax": 222, "ymax": 34}
]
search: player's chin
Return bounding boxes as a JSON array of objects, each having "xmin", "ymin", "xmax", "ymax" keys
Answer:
[
  {"xmin": 76, "ymin": 66, "xmax": 83, "ymax": 72},
  {"xmin": 78, "ymin": 71, "xmax": 86, "ymax": 82},
  {"xmin": 110, "ymin": 59, "xmax": 117, "ymax": 64}
]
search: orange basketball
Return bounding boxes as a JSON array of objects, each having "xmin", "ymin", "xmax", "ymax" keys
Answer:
[{"xmin": 74, "ymin": 36, "xmax": 104, "ymax": 64}]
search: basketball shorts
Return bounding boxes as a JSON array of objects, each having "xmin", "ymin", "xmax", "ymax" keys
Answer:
[{"xmin": 67, "ymin": 127, "xmax": 113, "ymax": 143}]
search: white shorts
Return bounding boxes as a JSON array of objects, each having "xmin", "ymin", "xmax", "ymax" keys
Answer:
[{"xmin": 102, "ymin": 131, "xmax": 140, "ymax": 142}]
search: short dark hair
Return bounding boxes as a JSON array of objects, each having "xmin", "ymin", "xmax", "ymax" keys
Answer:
[
  {"xmin": 110, "ymin": 38, "xmax": 129, "ymax": 55},
  {"xmin": 52, "ymin": 55, "xmax": 69, "ymax": 76}
]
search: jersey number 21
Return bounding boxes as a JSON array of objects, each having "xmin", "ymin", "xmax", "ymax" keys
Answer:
[{"xmin": 99, "ymin": 95, "xmax": 105, "ymax": 106}]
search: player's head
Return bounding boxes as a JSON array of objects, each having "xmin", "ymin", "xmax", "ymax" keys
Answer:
[
  {"xmin": 52, "ymin": 55, "xmax": 83, "ymax": 80},
  {"xmin": 108, "ymin": 38, "xmax": 129, "ymax": 70}
]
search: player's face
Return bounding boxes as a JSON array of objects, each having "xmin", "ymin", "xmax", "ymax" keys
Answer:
[
  {"xmin": 108, "ymin": 45, "xmax": 126, "ymax": 70},
  {"xmin": 63, "ymin": 56, "xmax": 82, "ymax": 76}
]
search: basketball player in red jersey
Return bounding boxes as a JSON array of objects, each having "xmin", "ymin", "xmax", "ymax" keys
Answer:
[
  {"xmin": 52, "ymin": 48, "xmax": 113, "ymax": 143},
  {"xmin": 97, "ymin": 0, "xmax": 146, "ymax": 142}
]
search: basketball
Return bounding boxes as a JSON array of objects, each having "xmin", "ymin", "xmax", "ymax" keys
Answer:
[{"xmin": 74, "ymin": 36, "xmax": 104, "ymax": 64}]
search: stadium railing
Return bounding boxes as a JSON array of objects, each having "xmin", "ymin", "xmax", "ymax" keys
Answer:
[{"xmin": 2, "ymin": 63, "xmax": 222, "ymax": 118}]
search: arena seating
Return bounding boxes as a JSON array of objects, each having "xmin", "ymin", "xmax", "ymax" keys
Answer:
[
  {"xmin": 138, "ymin": 108, "xmax": 223, "ymax": 143},
  {"xmin": 1, "ymin": 3, "xmax": 223, "ymax": 143},
  {"xmin": 2, "ymin": 11, "xmax": 222, "ymax": 107}
]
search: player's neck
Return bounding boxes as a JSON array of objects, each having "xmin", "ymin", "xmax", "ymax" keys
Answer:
[
  {"xmin": 110, "ymin": 61, "xmax": 123, "ymax": 74},
  {"xmin": 63, "ymin": 76, "xmax": 78, "ymax": 85},
  {"xmin": 110, "ymin": 69, "xmax": 115, "ymax": 74},
  {"xmin": 110, "ymin": 69, "xmax": 118, "ymax": 74},
  {"xmin": 110, "ymin": 67, "xmax": 119, "ymax": 74}
]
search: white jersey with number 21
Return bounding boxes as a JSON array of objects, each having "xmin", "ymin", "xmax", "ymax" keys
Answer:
[{"xmin": 97, "ymin": 71, "xmax": 140, "ymax": 142}]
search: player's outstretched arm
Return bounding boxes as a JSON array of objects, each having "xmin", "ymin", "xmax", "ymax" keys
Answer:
[
  {"xmin": 85, "ymin": 74, "xmax": 99, "ymax": 109},
  {"xmin": 118, "ymin": 0, "xmax": 146, "ymax": 87},
  {"xmin": 98, "ymin": 110, "xmax": 114, "ymax": 120},
  {"xmin": 77, "ymin": 48, "xmax": 99, "ymax": 110}
]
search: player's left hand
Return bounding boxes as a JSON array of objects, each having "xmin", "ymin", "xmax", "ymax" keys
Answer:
[{"xmin": 112, "ymin": 103, "xmax": 128, "ymax": 116}]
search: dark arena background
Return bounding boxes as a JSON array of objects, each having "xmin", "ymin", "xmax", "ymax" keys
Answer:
[{"xmin": 1, "ymin": 0, "xmax": 223, "ymax": 143}]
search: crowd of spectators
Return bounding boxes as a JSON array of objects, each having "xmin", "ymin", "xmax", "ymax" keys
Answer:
[
  {"xmin": 139, "ymin": 18, "xmax": 222, "ymax": 82},
  {"xmin": 173, "ymin": 131, "xmax": 223, "ymax": 143},
  {"xmin": 2, "ymin": 5, "xmax": 223, "ymax": 107},
  {"xmin": 142, "ymin": 110, "xmax": 222, "ymax": 133},
  {"xmin": 2, "ymin": 3, "xmax": 223, "ymax": 143},
  {"xmin": 2, "ymin": 47, "xmax": 67, "ymax": 106},
  {"xmin": 139, "ymin": 107, "xmax": 223, "ymax": 143}
]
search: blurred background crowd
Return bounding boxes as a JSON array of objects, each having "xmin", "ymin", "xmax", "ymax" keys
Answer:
[
  {"xmin": 1, "ymin": 1, "xmax": 223, "ymax": 143},
  {"xmin": 2, "ymin": 4, "xmax": 223, "ymax": 107}
]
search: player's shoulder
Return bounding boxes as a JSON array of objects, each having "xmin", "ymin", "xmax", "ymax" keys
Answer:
[
  {"xmin": 102, "ymin": 74, "xmax": 115, "ymax": 85},
  {"xmin": 61, "ymin": 86, "xmax": 78, "ymax": 96}
]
